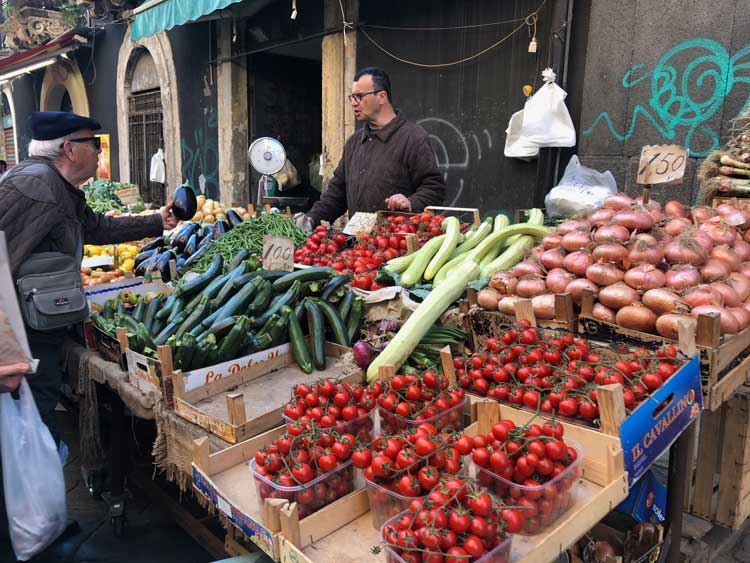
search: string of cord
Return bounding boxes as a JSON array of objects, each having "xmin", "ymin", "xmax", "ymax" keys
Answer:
[
  {"xmin": 360, "ymin": 17, "xmax": 528, "ymax": 32},
  {"xmin": 358, "ymin": 0, "xmax": 548, "ymax": 69}
]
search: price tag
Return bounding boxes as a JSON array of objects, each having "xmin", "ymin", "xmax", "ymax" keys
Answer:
[
  {"xmin": 114, "ymin": 185, "xmax": 141, "ymax": 205},
  {"xmin": 262, "ymin": 236, "xmax": 294, "ymax": 271},
  {"xmin": 342, "ymin": 212, "xmax": 378, "ymax": 235},
  {"xmin": 636, "ymin": 144, "xmax": 688, "ymax": 185}
]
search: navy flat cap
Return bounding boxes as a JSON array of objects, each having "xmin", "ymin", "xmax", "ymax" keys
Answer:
[{"xmin": 28, "ymin": 111, "xmax": 101, "ymax": 140}]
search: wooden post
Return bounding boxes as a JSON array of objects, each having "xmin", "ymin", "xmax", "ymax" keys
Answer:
[
  {"xmin": 677, "ymin": 319, "xmax": 698, "ymax": 358},
  {"xmin": 286, "ymin": 206, "xmax": 292, "ymax": 217},
  {"xmin": 157, "ymin": 345, "xmax": 173, "ymax": 378},
  {"xmin": 581, "ymin": 289, "xmax": 595, "ymax": 317},
  {"xmin": 466, "ymin": 287, "xmax": 479, "ymax": 307},
  {"xmin": 262, "ymin": 498, "xmax": 288, "ymax": 533},
  {"xmin": 440, "ymin": 346, "xmax": 456, "ymax": 386},
  {"xmin": 555, "ymin": 293, "xmax": 574, "ymax": 323},
  {"xmin": 280, "ymin": 502, "xmax": 301, "ymax": 547},
  {"xmin": 226, "ymin": 393, "xmax": 247, "ymax": 426},
  {"xmin": 641, "ymin": 185, "xmax": 651, "ymax": 204},
  {"xmin": 597, "ymin": 384, "xmax": 626, "ymax": 438},
  {"xmin": 475, "ymin": 400, "xmax": 500, "ymax": 435},
  {"xmin": 115, "ymin": 327, "xmax": 129, "ymax": 351},
  {"xmin": 696, "ymin": 313, "xmax": 721, "ymax": 348},
  {"xmin": 171, "ymin": 370, "xmax": 187, "ymax": 399},
  {"xmin": 193, "ymin": 437, "xmax": 210, "ymax": 472},
  {"xmin": 378, "ymin": 364, "xmax": 396, "ymax": 380},
  {"xmin": 405, "ymin": 233, "xmax": 419, "ymax": 254},
  {"xmin": 513, "ymin": 298, "xmax": 536, "ymax": 327}
]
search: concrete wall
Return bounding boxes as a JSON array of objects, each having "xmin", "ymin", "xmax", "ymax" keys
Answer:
[{"xmin": 571, "ymin": 0, "xmax": 750, "ymax": 205}]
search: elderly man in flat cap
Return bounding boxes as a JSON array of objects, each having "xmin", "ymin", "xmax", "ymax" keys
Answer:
[{"xmin": 0, "ymin": 111, "xmax": 177, "ymax": 444}]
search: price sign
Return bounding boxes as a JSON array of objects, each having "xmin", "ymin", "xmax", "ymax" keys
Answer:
[
  {"xmin": 342, "ymin": 212, "xmax": 378, "ymax": 235},
  {"xmin": 262, "ymin": 236, "xmax": 294, "ymax": 271},
  {"xmin": 636, "ymin": 144, "xmax": 688, "ymax": 185},
  {"xmin": 114, "ymin": 185, "xmax": 141, "ymax": 205}
]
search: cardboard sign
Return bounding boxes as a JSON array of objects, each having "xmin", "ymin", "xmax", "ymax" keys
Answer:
[
  {"xmin": 636, "ymin": 144, "xmax": 688, "ymax": 185},
  {"xmin": 343, "ymin": 211, "xmax": 377, "ymax": 235},
  {"xmin": 114, "ymin": 185, "xmax": 141, "ymax": 205},
  {"xmin": 262, "ymin": 236, "xmax": 294, "ymax": 271}
]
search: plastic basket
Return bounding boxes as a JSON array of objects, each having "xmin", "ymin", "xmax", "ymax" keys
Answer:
[
  {"xmin": 365, "ymin": 476, "xmax": 427, "ymax": 531},
  {"xmin": 378, "ymin": 396, "xmax": 468, "ymax": 435}
]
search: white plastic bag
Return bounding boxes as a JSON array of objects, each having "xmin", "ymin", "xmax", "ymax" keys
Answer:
[
  {"xmin": 149, "ymin": 148, "xmax": 166, "ymax": 184},
  {"xmin": 504, "ymin": 108, "xmax": 539, "ymax": 160},
  {"xmin": 0, "ymin": 379, "xmax": 66, "ymax": 560},
  {"xmin": 545, "ymin": 155, "xmax": 617, "ymax": 218}
]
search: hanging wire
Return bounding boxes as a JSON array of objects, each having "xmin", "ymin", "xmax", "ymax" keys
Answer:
[
  {"xmin": 338, "ymin": 0, "xmax": 353, "ymax": 46},
  {"xmin": 357, "ymin": 0, "xmax": 548, "ymax": 69},
  {"xmin": 361, "ymin": 17, "xmax": 529, "ymax": 32}
]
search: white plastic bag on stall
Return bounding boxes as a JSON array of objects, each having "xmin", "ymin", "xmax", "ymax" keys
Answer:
[
  {"xmin": 0, "ymin": 379, "xmax": 66, "ymax": 560},
  {"xmin": 544, "ymin": 155, "xmax": 617, "ymax": 218}
]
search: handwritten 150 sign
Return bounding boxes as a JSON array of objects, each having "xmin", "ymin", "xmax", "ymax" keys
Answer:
[
  {"xmin": 262, "ymin": 236, "xmax": 294, "ymax": 271},
  {"xmin": 636, "ymin": 144, "xmax": 688, "ymax": 185}
]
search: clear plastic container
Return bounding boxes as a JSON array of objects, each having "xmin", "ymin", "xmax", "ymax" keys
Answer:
[
  {"xmin": 282, "ymin": 409, "xmax": 375, "ymax": 442},
  {"xmin": 474, "ymin": 439, "xmax": 583, "ymax": 534},
  {"xmin": 365, "ymin": 476, "xmax": 426, "ymax": 531},
  {"xmin": 249, "ymin": 458, "xmax": 356, "ymax": 519},
  {"xmin": 380, "ymin": 509, "xmax": 513, "ymax": 563},
  {"xmin": 378, "ymin": 396, "xmax": 468, "ymax": 435}
]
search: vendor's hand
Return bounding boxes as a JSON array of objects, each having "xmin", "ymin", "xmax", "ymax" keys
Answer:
[
  {"xmin": 160, "ymin": 202, "xmax": 179, "ymax": 230},
  {"xmin": 293, "ymin": 212, "xmax": 313, "ymax": 231},
  {"xmin": 0, "ymin": 362, "xmax": 29, "ymax": 393},
  {"xmin": 385, "ymin": 193, "xmax": 412, "ymax": 212}
]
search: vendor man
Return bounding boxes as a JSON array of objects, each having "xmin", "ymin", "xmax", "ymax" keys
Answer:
[{"xmin": 302, "ymin": 67, "xmax": 445, "ymax": 226}]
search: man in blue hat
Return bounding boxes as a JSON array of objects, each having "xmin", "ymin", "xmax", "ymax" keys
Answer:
[{"xmin": 0, "ymin": 111, "xmax": 178, "ymax": 441}]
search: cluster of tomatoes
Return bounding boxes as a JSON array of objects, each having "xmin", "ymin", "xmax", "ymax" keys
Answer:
[
  {"xmin": 251, "ymin": 421, "xmax": 356, "ymax": 518},
  {"xmin": 377, "ymin": 370, "xmax": 467, "ymax": 434},
  {"xmin": 294, "ymin": 212, "xmax": 449, "ymax": 291},
  {"xmin": 457, "ymin": 322, "xmax": 682, "ymax": 423},
  {"xmin": 282, "ymin": 379, "xmax": 382, "ymax": 442},
  {"xmin": 380, "ymin": 479, "xmax": 520, "ymax": 563},
  {"xmin": 470, "ymin": 418, "xmax": 579, "ymax": 534}
]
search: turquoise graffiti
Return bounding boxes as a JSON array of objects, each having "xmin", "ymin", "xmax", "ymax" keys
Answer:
[
  {"xmin": 583, "ymin": 38, "xmax": 750, "ymax": 157},
  {"xmin": 181, "ymin": 105, "xmax": 219, "ymax": 200}
]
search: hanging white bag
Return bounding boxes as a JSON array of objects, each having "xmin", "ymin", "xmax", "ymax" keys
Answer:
[
  {"xmin": 518, "ymin": 68, "xmax": 576, "ymax": 148},
  {"xmin": 504, "ymin": 107, "xmax": 539, "ymax": 160},
  {"xmin": 149, "ymin": 148, "xmax": 166, "ymax": 184},
  {"xmin": 0, "ymin": 379, "xmax": 67, "ymax": 561},
  {"xmin": 544, "ymin": 155, "xmax": 617, "ymax": 218}
]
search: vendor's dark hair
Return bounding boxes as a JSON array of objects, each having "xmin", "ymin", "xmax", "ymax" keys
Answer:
[{"xmin": 354, "ymin": 67, "xmax": 392, "ymax": 103}]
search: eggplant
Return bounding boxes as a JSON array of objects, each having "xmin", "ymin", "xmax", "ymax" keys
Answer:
[
  {"xmin": 213, "ymin": 221, "xmax": 229, "ymax": 237},
  {"xmin": 198, "ymin": 231, "xmax": 215, "ymax": 249},
  {"xmin": 174, "ymin": 222, "xmax": 200, "ymax": 251},
  {"xmin": 140, "ymin": 236, "xmax": 165, "ymax": 252},
  {"xmin": 172, "ymin": 184, "xmax": 198, "ymax": 221},
  {"xmin": 226, "ymin": 209, "xmax": 243, "ymax": 228},
  {"xmin": 181, "ymin": 243, "xmax": 210, "ymax": 271},
  {"xmin": 184, "ymin": 233, "xmax": 198, "ymax": 256},
  {"xmin": 135, "ymin": 248, "xmax": 158, "ymax": 267},
  {"xmin": 176, "ymin": 257, "xmax": 187, "ymax": 269},
  {"xmin": 156, "ymin": 251, "xmax": 175, "ymax": 282}
]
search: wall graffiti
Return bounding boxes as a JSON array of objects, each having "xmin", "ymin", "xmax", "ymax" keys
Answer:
[
  {"xmin": 417, "ymin": 117, "xmax": 493, "ymax": 206},
  {"xmin": 181, "ymin": 98, "xmax": 219, "ymax": 199},
  {"xmin": 583, "ymin": 38, "xmax": 750, "ymax": 157}
]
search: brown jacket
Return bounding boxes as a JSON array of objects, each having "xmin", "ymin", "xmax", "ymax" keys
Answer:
[
  {"xmin": 308, "ymin": 112, "xmax": 445, "ymax": 225},
  {"xmin": 0, "ymin": 157, "xmax": 164, "ymax": 274}
]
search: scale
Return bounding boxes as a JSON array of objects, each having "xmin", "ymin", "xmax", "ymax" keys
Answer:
[{"xmin": 248, "ymin": 137, "xmax": 286, "ymax": 206}]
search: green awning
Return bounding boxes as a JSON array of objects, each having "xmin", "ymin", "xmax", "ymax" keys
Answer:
[{"xmin": 131, "ymin": 0, "xmax": 244, "ymax": 40}]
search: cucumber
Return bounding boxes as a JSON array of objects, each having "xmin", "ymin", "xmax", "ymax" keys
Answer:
[
  {"xmin": 285, "ymin": 305, "xmax": 312, "ymax": 373},
  {"xmin": 217, "ymin": 316, "xmax": 251, "ymax": 361},
  {"xmin": 304, "ymin": 301, "xmax": 326, "ymax": 370},
  {"xmin": 174, "ymin": 254, "xmax": 223, "ymax": 299},
  {"xmin": 250, "ymin": 280, "xmax": 302, "ymax": 328},
  {"xmin": 346, "ymin": 298, "xmax": 363, "ymax": 344},
  {"xmin": 320, "ymin": 275, "xmax": 352, "ymax": 301},
  {"xmin": 175, "ymin": 295, "xmax": 210, "ymax": 340},
  {"xmin": 312, "ymin": 299, "xmax": 349, "ymax": 347},
  {"xmin": 272, "ymin": 267, "xmax": 336, "ymax": 292},
  {"xmin": 337, "ymin": 290, "xmax": 354, "ymax": 322}
]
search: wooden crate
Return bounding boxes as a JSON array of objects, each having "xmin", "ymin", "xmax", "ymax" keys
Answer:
[
  {"xmin": 465, "ymin": 290, "xmax": 578, "ymax": 332},
  {"xmin": 686, "ymin": 385, "xmax": 750, "ymax": 529},
  {"xmin": 191, "ymin": 426, "xmax": 370, "ymax": 561},
  {"xmin": 577, "ymin": 289, "xmax": 750, "ymax": 411},
  {"xmin": 172, "ymin": 342, "xmax": 363, "ymax": 443}
]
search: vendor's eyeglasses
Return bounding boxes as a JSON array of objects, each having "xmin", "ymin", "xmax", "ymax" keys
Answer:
[
  {"xmin": 348, "ymin": 90, "xmax": 382, "ymax": 103},
  {"xmin": 63, "ymin": 137, "xmax": 101, "ymax": 150}
]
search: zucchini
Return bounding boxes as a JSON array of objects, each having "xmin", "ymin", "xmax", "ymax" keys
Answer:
[
  {"xmin": 481, "ymin": 214, "xmax": 511, "ymax": 266},
  {"xmin": 384, "ymin": 252, "xmax": 416, "ymax": 275},
  {"xmin": 346, "ymin": 298, "xmax": 363, "ymax": 345},
  {"xmin": 212, "ymin": 266, "xmax": 249, "ymax": 310},
  {"xmin": 167, "ymin": 297, "xmax": 186, "ymax": 323},
  {"xmin": 285, "ymin": 305, "xmax": 312, "ymax": 373},
  {"xmin": 272, "ymin": 267, "xmax": 335, "ymax": 292},
  {"xmin": 424, "ymin": 217, "xmax": 461, "ymax": 281},
  {"xmin": 190, "ymin": 334, "xmax": 216, "ymax": 370},
  {"xmin": 132, "ymin": 297, "xmax": 147, "ymax": 323},
  {"xmin": 173, "ymin": 254, "xmax": 223, "ymax": 299},
  {"xmin": 401, "ymin": 235, "xmax": 445, "ymax": 287},
  {"xmin": 245, "ymin": 280, "xmax": 273, "ymax": 314},
  {"xmin": 175, "ymin": 295, "xmax": 211, "ymax": 340},
  {"xmin": 194, "ymin": 316, "xmax": 237, "ymax": 340},
  {"xmin": 320, "ymin": 275, "xmax": 352, "ymax": 301},
  {"xmin": 227, "ymin": 249, "xmax": 249, "ymax": 272},
  {"xmin": 337, "ymin": 290, "xmax": 354, "ymax": 322},
  {"xmin": 312, "ymin": 299, "xmax": 349, "ymax": 346},
  {"xmin": 267, "ymin": 308, "xmax": 291, "ymax": 346},
  {"xmin": 217, "ymin": 316, "xmax": 251, "ymax": 361},
  {"xmin": 304, "ymin": 301, "xmax": 326, "ymax": 370},
  {"xmin": 180, "ymin": 243, "xmax": 210, "ymax": 272},
  {"xmin": 186, "ymin": 272, "xmax": 231, "ymax": 309},
  {"xmin": 116, "ymin": 302, "xmax": 125, "ymax": 316},
  {"xmin": 155, "ymin": 294, "xmax": 178, "ymax": 320},
  {"xmin": 154, "ymin": 311, "xmax": 189, "ymax": 346},
  {"xmin": 239, "ymin": 333, "xmax": 272, "ymax": 356},
  {"xmin": 102, "ymin": 299, "xmax": 115, "ymax": 320},
  {"xmin": 174, "ymin": 333, "xmax": 196, "ymax": 371},
  {"xmin": 202, "ymin": 278, "xmax": 261, "ymax": 329},
  {"xmin": 136, "ymin": 322, "xmax": 156, "ymax": 351},
  {"xmin": 250, "ymin": 280, "xmax": 302, "ymax": 328},
  {"xmin": 143, "ymin": 294, "xmax": 163, "ymax": 332},
  {"xmin": 453, "ymin": 217, "xmax": 493, "ymax": 255}
]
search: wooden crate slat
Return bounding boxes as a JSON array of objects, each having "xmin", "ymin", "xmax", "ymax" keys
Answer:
[
  {"xmin": 691, "ymin": 408, "xmax": 722, "ymax": 518},
  {"xmin": 715, "ymin": 390, "xmax": 750, "ymax": 528}
]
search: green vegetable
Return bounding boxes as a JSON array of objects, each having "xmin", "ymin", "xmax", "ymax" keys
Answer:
[
  {"xmin": 401, "ymin": 235, "xmax": 445, "ymax": 287},
  {"xmin": 286, "ymin": 305, "xmax": 312, "ymax": 373},
  {"xmin": 173, "ymin": 254, "xmax": 223, "ymax": 299},
  {"xmin": 251, "ymin": 280, "xmax": 302, "ymax": 327},
  {"xmin": 424, "ymin": 217, "xmax": 460, "ymax": 280},
  {"xmin": 174, "ymin": 333, "xmax": 197, "ymax": 370},
  {"xmin": 246, "ymin": 280, "xmax": 273, "ymax": 314},
  {"xmin": 175, "ymin": 295, "xmax": 210, "ymax": 340},
  {"xmin": 272, "ymin": 267, "xmax": 335, "ymax": 292},
  {"xmin": 338, "ymin": 290, "xmax": 355, "ymax": 322},
  {"xmin": 190, "ymin": 334, "xmax": 216, "ymax": 369},
  {"xmin": 312, "ymin": 299, "xmax": 349, "ymax": 347},
  {"xmin": 304, "ymin": 301, "xmax": 326, "ymax": 370},
  {"xmin": 453, "ymin": 217, "xmax": 492, "ymax": 255},
  {"xmin": 346, "ymin": 298, "xmax": 363, "ymax": 344},
  {"xmin": 384, "ymin": 252, "xmax": 416, "ymax": 275},
  {"xmin": 218, "ymin": 316, "xmax": 251, "ymax": 361},
  {"xmin": 320, "ymin": 275, "xmax": 352, "ymax": 301}
]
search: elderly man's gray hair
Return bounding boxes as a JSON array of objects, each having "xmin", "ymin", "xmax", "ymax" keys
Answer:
[{"xmin": 28, "ymin": 132, "xmax": 78, "ymax": 160}]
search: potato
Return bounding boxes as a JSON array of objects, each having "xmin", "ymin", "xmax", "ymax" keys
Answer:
[
  {"xmin": 477, "ymin": 287, "xmax": 501, "ymax": 310},
  {"xmin": 203, "ymin": 214, "xmax": 216, "ymax": 224},
  {"xmin": 197, "ymin": 195, "xmax": 206, "ymax": 208}
]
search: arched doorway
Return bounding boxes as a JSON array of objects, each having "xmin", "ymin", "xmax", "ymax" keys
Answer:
[{"xmin": 40, "ymin": 59, "xmax": 89, "ymax": 115}]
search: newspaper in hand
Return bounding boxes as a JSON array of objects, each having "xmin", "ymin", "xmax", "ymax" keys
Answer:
[{"xmin": 0, "ymin": 232, "xmax": 34, "ymax": 369}]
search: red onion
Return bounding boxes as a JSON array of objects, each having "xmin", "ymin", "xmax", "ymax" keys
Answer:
[
  {"xmin": 628, "ymin": 238, "xmax": 664, "ymax": 265},
  {"xmin": 497, "ymin": 296, "xmax": 520, "ymax": 315},
  {"xmin": 516, "ymin": 275, "xmax": 548, "ymax": 298},
  {"xmin": 529, "ymin": 246, "xmax": 544, "ymax": 262},
  {"xmin": 546, "ymin": 268, "xmax": 576, "ymax": 294},
  {"xmin": 592, "ymin": 303, "xmax": 616, "ymax": 323},
  {"xmin": 656, "ymin": 313, "xmax": 694, "ymax": 339},
  {"xmin": 728, "ymin": 272, "xmax": 750, "ymax": 301},
  {"xmin": 665, "ymin": 200, "xmax": 688, "ymax": 218},
  {"xmin": 711, "ymin": 245, "xmax": 741, "ymax": 271},
  {"xmin": 542, "ymin": 234, "xmax": 562, "ymax": 249},
  {"xmin": 730, "ymin": 306, "xmax": 750, "ymax": 330},
  {"xmin": 602, "ymin": 193, "xmax": 635, "ymax": 210},
  {"xmin": 701, "ymin": 258, "xmax": 732, "ymax": 281},
  {"xmin": 710, "ymin": 281, "xmax": 742, "ymax": 307},
  {"xmin": 566, "ymin": 278, "xmax": 599, "ymax": 304},
  {"xmin": 635, "ymin": 198, "xmax": 663, "ymax": 222},
  {"xmin": 691, "ymin": 304, "xmax": 739, "ymax": 335},
  {"xmin": 531, "ymin": 294, "xmax": 556, "ymax": 319},
  {"xmin": 612, "ymin": 208, "xmax": 655, "ymax": 231},
  {"xmin": 616, "ymin": 305, "xmax": 657, "ymax": 332},
  {"xmin": 490, "ymin": 272, "xmax": 518, "ymax": 295},
  {"xmin": 665, "ymin": 265, "xmax": 702, "ymax": 290},
  {"xmin": 683, "ymin": 285, "xmax": 723, "ymax": 308},
  {"xmin": 664, "ymin": 217, "xmax": 692, "ymax": 237},
  {"xmin": 563, "ymin": 250, "xmax": 593, "ymax": 276},
  {"xmin": 593, "ymin": 242, "xmax": 629, "ymax": 265},
  {"xmin": 740, "ymin": 262, "xmax": 750, "ymax": 278},
  {"xmin": 692, "ymin": 206, "xmax": 716, "ymax": 222},
  {"xmin": 693, "ymin": 229, "xmax": 715, "ymax": 253},
  {"xmin": 734, "ymin": 239, "xmax": 750, "ymax": 261},
  {"xmin": 561, "ymin": 230, "xmax": 593, "ymax": 252},
  {"xmin": 589, "ymin": 208, "xmax": 615, "ymax": 226},
  {"xmin": 699, "ymin": 219, "xmax": 737, "ymax": 245},
  {"xmin": 352, "ymin": 341, "xmax": 376, "ymax": 367},
  {"xmin": 511, "ymin": 260, "xmax": 544, "ymax": 277},
  {"xmin": 593, "ymin": 223, "xmax": 630, "ymax": 244},
  {"xmin": 557, "ymin": 219, "xmax": 591, "ymax": 235},
  {"xmin": 599, "ymin": 282, "xmax": 640, "ymax": 310},
  {"xmin": 745, "ymin": 229, "xmax": 750, "ymax": 243},
  {"xmin": 586, "ymin": 262, "xmax": 625, "ymax": 286},
  {"xmin": 643, "ymin": 288, "xmax": 685, "ymax": 314},
  {"xmin": 665, "ymin": 238, "xmax": 707, "ymax": 266},
  {"xmin": 540, "ymin": 248, "xmax": 566, "ymax": 270},
  {"xmin": 716, "ymin": 203, "xmax": 750, "ymax": 228},
  {"xmin": 624, "ymin": 264, "xmax": 666, "ymax": 290}
]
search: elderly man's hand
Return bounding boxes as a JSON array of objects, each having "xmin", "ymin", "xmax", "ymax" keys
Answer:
[
  {"xmin": 160, "ymin": 202, "xmax": 179, "ymax": 230},
  {"xmin": 385, "ymin": 194, "xmax": 412, "ymax": 212},
  {"xmin": 0, "ymin": 363, "xmax": 29, "ymax": 393}
]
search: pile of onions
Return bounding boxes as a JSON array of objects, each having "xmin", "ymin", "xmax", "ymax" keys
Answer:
[{"xmin": 479, "ymin": 193, "xmax": 750, "ymax": 337}]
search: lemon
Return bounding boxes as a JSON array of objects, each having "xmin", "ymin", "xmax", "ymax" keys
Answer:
[{"xmin": 121, "ymin": 258, "xmax": 135, "ymax": 272}]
